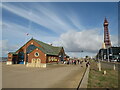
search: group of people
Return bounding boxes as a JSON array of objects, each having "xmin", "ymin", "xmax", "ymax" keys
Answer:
[
  {"xmin": 62, "ymin": 59, "xmax": 90, "ymax": 68},
  {"xmin": 62, "ymin": 59, "xmax": 84, "ymax": 65}
]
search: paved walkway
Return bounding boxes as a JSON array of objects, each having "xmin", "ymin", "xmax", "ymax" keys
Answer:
[{"xmin": 2, "ymin": 62, "xmax": 86, "ymax": 88}]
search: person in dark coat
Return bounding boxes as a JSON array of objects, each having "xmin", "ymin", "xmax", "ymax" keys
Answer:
[
  {"xmin": 77, "ymin": 60, "xmax": 80, "ymax": 64},
  {"xmin": 74, "ymin": 60, "xmax": 76, "ymax": 65},
  {"xmin": 86, "ymin": 63, "xmax": 88, "ymax": 67},
  {"xmin": 86, "ymin": 61, "xmax": 90, "ymax": 68}
]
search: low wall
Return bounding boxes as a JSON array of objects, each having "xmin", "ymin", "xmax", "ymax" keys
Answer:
[
  {"xmin": 6, "ymin": 61, "xmax": 12, "ymax": 65},
  {"xmin": 26, "ymin": 63, "xmax": 46, "ymax": 68}
]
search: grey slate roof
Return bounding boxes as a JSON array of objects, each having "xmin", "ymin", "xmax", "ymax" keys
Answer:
[{"xmin": 33, "ymin": 38, "xmax": 63, "ymax": 56}]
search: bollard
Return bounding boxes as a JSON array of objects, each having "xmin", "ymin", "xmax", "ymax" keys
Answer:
[
  {"xmin": 103, "ymin": 70, "xmax": 106, "ymax": 75},
  {"xmin": 24, "ymin": 61, "xmax": 26, "ymax": 65},
  {"xmin": 113, "ymin": 64, "xmax": 116, "ymax": 70},
  {"xmin": 98, "ymin": 62, "xmax": 101, "ymax": 71},
  {"xmin": 6, "ymin": 61, "xmax": 12, "ymax": 65}
]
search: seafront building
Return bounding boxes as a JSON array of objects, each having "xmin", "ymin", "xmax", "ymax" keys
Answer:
[
  {"xmin": 97, "ymin": 47, "xmax": 120, "ymax": 61},
  {"xmin": 7, "ymin": 38, "xmax": 68, "ymax": 67}
]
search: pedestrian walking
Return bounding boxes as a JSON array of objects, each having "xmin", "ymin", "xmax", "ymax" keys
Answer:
[
  {"xmin": 72, "ymin": 60, "xmax": 74, "ymax": 65},
  {"xmin": 77, "ymin": 60, "xmax": 80, "ymax": 64},
  {"xmin": 67, "ymin": 60, "xmax": 69, "ymax": 65},
  {"xmin": 74, "ymin": 60, "xmax": 76, "ymax": 65},
  {"xmin": 87, "ymin": 61, "xmax": 90, "ymax": 65},
  {"xmin": 86, "ymin": 61, "xmax": 90, "ymax": 68},
  {"xmin": 86, "ymin": 63, "xmax": 88, "ymax": 68},
  {"xmin": 70, "ymin": 60, "xmax": 72, "ymax": 64}
]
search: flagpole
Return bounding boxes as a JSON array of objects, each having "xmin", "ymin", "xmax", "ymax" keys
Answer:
[
  {"xmin": 24, "ymin": 10, "xmax": 32, "ymax": 65},
  {"xmin": 24, "ymin": 34, "xmax": 26, "ymax": 65},
  {"xmin": 24, "ymin": 33, "xmax": 29, "ymax": 65}
]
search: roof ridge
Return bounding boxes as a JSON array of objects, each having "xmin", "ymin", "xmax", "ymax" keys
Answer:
[{"xmin": 33, "ymin": 38, "xmax": 61, "ymax": 48}]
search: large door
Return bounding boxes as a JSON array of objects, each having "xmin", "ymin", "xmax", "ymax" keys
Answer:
[
  {"xmin": 18, "ymin": 52, "xmax": 24, "ymax": 64},
  {"xmin": 12, "ymin": 55, "xmax": 17, "ymax": 64},
  {"xmin": 31, "ymin": 58, "xmax": 41, "ymax": 67}
]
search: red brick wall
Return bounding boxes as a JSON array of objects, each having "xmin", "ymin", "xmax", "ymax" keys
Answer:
[
  {"xmin": 16, "ymin": 39, "xmax": 43, "ymax": 62},
  {"xmin": 27, "ymin": 48, "xmax": 46, "ymax": 63}
]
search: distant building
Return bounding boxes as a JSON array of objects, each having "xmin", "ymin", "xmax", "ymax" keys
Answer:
[
  {"xmin": 96, "ymin": 18, "xmax": 120, "ymax": 61},
  {"xmin": 96, "ymin": 46, "xmax": 120, "ymax": 61},
  {"xmin": 7, "ymin": 38, "xmax": 67, "ymax": 67}
]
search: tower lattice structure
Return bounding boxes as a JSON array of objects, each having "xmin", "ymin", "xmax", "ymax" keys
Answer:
[{"xmin": 103, "ymin": 18, "xmax": 112, "ymax": 48}]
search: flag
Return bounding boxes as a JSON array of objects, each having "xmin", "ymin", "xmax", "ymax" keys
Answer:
[{"xmin": 26, "ymin": 33, "xmax": 29, "ymax": 36}]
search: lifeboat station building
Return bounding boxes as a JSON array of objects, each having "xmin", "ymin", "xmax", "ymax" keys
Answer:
[{"xmin": 7, "ymin": 38, "xmax": 66, "ymax": 68}]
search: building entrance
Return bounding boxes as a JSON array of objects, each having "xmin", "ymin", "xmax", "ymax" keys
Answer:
[
  {"xmin": 18, "ymin": 52, "xmax": 24, "ymax": 64},
  {"xmin": 31, "ymin": 58, "xmax": 41, "ymax": 67}
]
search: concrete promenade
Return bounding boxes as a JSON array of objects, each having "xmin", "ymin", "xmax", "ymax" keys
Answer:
[
  {"xmin": 79, "ymin": 65, "xmax": 90, "ymax": 89},
  {"xmin": 2, "ymin": 62, "xmax": 86, "ymax": 88}
]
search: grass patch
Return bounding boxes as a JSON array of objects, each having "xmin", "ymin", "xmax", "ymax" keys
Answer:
[{"xmin": 88, "ymin": 61, "xmax": 118, "ymax": 88}]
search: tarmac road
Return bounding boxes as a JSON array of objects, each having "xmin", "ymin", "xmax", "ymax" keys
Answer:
[{"xmin": 2, "ymin": 63, "xmax": 86, "ymax": 88}]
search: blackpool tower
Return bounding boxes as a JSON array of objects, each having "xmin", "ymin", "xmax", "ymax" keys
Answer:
[{"xmin": 103, "ymin": 18, "xmax": 112, "ymax": 48}]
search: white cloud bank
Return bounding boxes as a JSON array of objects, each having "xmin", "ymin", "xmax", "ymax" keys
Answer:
[
  {"xmin": 1, "ymin": 40, "xmax": 20, "ymax": 57},
  {"xmin": 53, "ymin": 29, "xmax": 118, "ymax": 57},
  {"xmin": 53, "ymin": 29, "xmax": 102, "ymax": 52}
]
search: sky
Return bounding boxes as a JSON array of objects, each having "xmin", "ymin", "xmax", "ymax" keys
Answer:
[{"xmin": 1, "ymin": 2, "xmax": 118, "ymax": 57}]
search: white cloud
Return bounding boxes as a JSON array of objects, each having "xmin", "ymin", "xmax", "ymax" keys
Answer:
[
  {"xmin": 3, "ymin": 20, "xmax": 60, "ymax": 42},
  {"xmin": 65, "ymin": 10, "xmax": 84, "ymax": 30},
  {"xmin": 60, "ymin": 29, "xmax": 102, "ymax": 52},
  {"xmin": 53, "ymin": 29, "xmax": 118, "ymax": 57},
  {"xmin": 66, "ymin": 52, "xmax": 96, "ymax": 58},
  {"xmin": 111, "ymin": 35, "xmax": 118, "ymax": 46},
  {"xmin": 2, "ymin": 21, "xmax": 30, "ymax": 40},
  {"xmin": 2, "ymin": 3, "xmax": 77, "ymax": 34},
  {"xmin": 1, "ymin": 40, "xmax": 20, "ymax": 57}
]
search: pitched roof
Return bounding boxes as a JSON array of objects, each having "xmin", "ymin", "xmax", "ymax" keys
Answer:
[
  {"xmin": 33, "ymin": 38, "xmax": 63, "ymax": 56},
  {"xmin": 8, "ymin": 52, "xmax": 18, "ymax": 55},
  {"xmin": 16, "ymin": 38, "xmax": 63, "ymax": 56}
]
